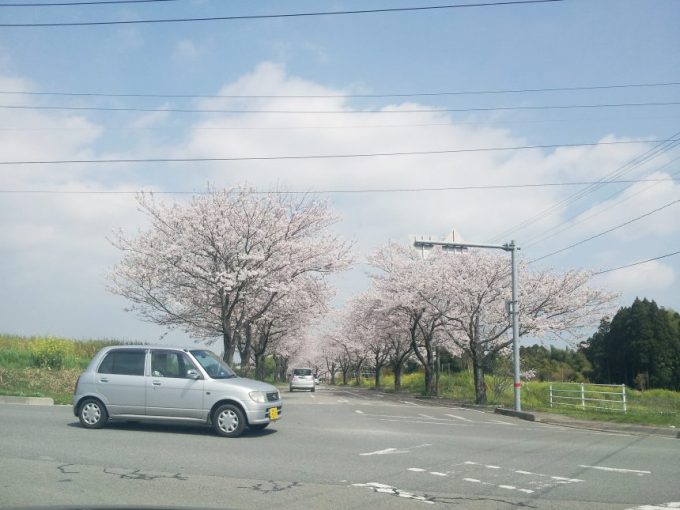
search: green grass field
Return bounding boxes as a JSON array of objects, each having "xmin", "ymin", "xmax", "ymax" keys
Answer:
[
  {"xmin": 351, "ymin": 371, "xmax": 680, "ymax": 427},
  {"xmin": 0, "ymin": 334, "xmax": 123, "ymax": 404}
]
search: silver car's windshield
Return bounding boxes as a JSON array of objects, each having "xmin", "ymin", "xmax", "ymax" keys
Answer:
[{"xmin": 190, "ymin": 349, "xmax": 237, "ymax": 379}]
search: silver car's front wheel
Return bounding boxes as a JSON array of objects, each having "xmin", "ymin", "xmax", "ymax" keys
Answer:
[
  {"xmin": 213, "ymin": 404, "xmax": 246, "ymax": 438},
  {"xmin": 78, "ymin": 398, "xmax": 108, "ymax": 429}
]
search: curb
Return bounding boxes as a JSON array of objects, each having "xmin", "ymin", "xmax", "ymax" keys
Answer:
[
  {"xmin": 494, "ymin": 407, "xmax": 536, "ymax": 421},
  {"xmin": 0, "ymin": 396, "xmax": 54, "ymax": 406}
]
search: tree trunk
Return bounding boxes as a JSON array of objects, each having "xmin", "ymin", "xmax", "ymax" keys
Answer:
[
  {"xmin": 354, "ymin": 360, "xmax": 364, "ymax": 386},
  {"xmin": 222, "ymin": 327, "xmax": 236, "ymax": 365},
  {"xmin": 424, "ymin": 367, "xmax": 436, "ymax": 396},
  {"xmin": 239, "ymin": 325, "xmax": 252, "ymax": 377},
  {"xmin": 329, "ymin": 362, "xmax": 336, "ymax": 385},
  {"xmin": 254, "ymin": 353, "xmax": 266, "ymax": 381},
  {"xmin": 341, "ymin": 368, "xmax": 349, "ymax": 385},
  {"xmin": 472, "ymin": 350, "xmax": 487, "ymax": 404},
  {"xmin": 374, "ymin": 365, "xmax": 382, "ymax": 388},
  {"xmin": 394, "ymin": 366, "xmax": 402, "ymax": 392}
]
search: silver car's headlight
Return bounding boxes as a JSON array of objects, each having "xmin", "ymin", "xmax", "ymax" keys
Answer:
[{"xmin": 249, "ymin": 391, "xmax": 267, "ymax": 403}]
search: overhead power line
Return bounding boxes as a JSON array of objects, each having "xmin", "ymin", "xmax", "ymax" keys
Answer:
[
  {"xmin": 0, "ymin": 0, "xmax": 178, "ymax": 6},
  {"xmin": 593, "ymin": 250, "xmax": 680, "ymax": 275},
  {"xmin": 0, "ymin": 0, "xmax": 564, "ymax": 27},
  {"xmin": 1, "ymin": 80, "xmax": 678, "ymax": 100},
  {"xmin": 486, "ymin": 133, "xmax": 680, "ymax": 243},
  {"xmin": 523, "ymin": 158, "xmax": 680, "ymax": 249},
  {"xmin": 0, "ymin": 139, "xmax": 672, "ymax": 166},
  {"xmin": 1, "ymin": 178, "xmax": 678, "ymax": 195},
  {"xmin": 529, "ymin": 199, "xmax": 680, "ymax": 264},
  {"xmin": 2, "ymin": 101, "xmax": 678, "ymax": 115}
]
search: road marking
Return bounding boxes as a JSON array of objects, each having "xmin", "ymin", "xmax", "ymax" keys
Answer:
[
  {"xmin": 408, "ymin": 468, "xmax": 427, "ymax": 472},
  {"xmin": 444, "ymin": 414, "xmax": 472, "ymax": 422},
  {"xmin": 463, "ymin": 478, "xmax": 481, "ymax": 483},
  {"xmin": 430, "ymin": 472, "xmax": 447, "ymax": 476},
  {"xmin": 360, "ymin": 448, "xmax": 406, "ymax": 456},
  {"xmin": 488, "ymin": 419, "xmax": 515, "ymax": 426},
  {"xmin": 418, "ymin": 413, "xmax": 437, "ymax": 419},
  {"xmin": 354, "ymin": 410, "xmax": 364, "ymax": 414},
  {"xmin": 626, "ymin": 504, "xmax": 680, "ymax": 510},
  {"xmin": 379, "ymin": 418, "xmax": 470, "ymax": 426},
  {"xmin": 337, "ymin": 399, "xmax": 349, "ymax": 403},
  {"xmin": 400, "ymin": 400, "xmax": 420, "ymax": 406},
  {"xmin": 352, "ymin": 482, "xmax": 434, "ymax": 505},
  {"xmin": 499, "ymin": 485, "xmax": 516, "ymax": 490},
  {"xmin": 579, "ymin": 465, "xmax": 651, "ymax": 475}
]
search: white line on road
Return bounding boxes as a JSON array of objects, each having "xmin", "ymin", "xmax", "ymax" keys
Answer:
[
  {"xmin": 626, "ymin": 504, "xmax": 680, "ymax": 510},
  {"xmin": 408, "ymin": 468, "xmax": 427, "ymax": 472},
  {"xmin": 444, "ymin": 414, "xmax": 472, "ymax": 422},
  {"xmin": 360, "ymin": 448, "xmax": 406, "ymax": 456},
  {"xmin": 400, "ymin": 400, "xmax": 420, "ymax": 406},
  {"xmin": 418, "ymin": 414, "xmax": 437, "ymax": 419},
  {"xmin": 379, "ymin": 418, "xmax": 470, "ymax": 426},
  {"xmin": 430, "ymin": 472, "xmax": 447, "ymax": 477},
  {"xmin": 354, "ymin": 410, "xmax": 364, "ymax": 414},
  {"xmin": 579, "ymin": 465, "xmax": 651, "ymax": 475}
]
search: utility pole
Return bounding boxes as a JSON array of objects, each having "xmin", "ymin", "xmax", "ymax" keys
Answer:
[{"xmin": 413, "ymin": 238, "xmax": 522, "ymax": 411}]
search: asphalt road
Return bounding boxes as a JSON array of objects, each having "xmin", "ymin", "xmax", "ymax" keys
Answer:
[{"xmin": 1, "ymin": 385, "xmax": 678, "ymax": 509}]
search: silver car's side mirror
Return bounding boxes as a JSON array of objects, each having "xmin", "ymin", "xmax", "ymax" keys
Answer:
[{"xmin": 186, "ymin": 369, "xmax": 201, "ymax": 380}]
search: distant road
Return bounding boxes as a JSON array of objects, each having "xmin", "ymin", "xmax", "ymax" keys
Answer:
[{"xmin": 1, "ymin": 386, "xmax": 678, "ymax": 509}]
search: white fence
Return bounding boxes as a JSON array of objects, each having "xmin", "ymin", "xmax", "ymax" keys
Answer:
[{"xmin": 549, "ymin": 382, "xmax": 627, "ymax": 413}]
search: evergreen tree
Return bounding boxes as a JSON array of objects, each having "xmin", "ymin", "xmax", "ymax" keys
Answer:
[{"xmin": 581, "ymin": 299, "xmax": 680, "ymax": 390}]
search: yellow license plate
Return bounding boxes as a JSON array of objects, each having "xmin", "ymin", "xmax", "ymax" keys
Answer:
[{"xmin": 269, "ymin": 407, "xmax": 279, "ymax": 420}]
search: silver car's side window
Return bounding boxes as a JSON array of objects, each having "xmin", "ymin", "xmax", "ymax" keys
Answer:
[
  {"xmin": 97, "ymin": 350, "xmax": 145, "ymax": 376},
  {"xmin": 151, "ymin": 351, "xmax": 197, "ymax": 379}
]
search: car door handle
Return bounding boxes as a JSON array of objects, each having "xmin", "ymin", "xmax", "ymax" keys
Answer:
[
  {"xmin": 99, "ymin": 378, "xmax": 109, "ymax": 383},
  {"xmin": 152, "ymin": 381, "xmax": 162, "ymax": 386}
]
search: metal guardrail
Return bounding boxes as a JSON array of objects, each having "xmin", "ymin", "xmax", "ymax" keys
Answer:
[{"xmin": 549, "ymin": 382, "xmax": 627, "ymax": 413}]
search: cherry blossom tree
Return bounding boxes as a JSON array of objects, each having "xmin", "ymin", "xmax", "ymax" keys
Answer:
[
  {"xmin": 108, "ymin": 187, "xmax": 351, "ymax": 364},
  {"xmin": 366, "ymin": 242, "xmax": 616, "ymax": 401},
  {"xmin": 368, "ymin": 243, "xmax": 450, "ymax": 396},
  {"xmin": 246, "ymin": 277, "xmax": 331, "ymax": 379},
  {"xmin": 344, "ymin": 292, "xmax": 409, "ymax": 389},
  {"xmin": 421, "ymin": 248, "xmax": 616, "ymax": 403}
]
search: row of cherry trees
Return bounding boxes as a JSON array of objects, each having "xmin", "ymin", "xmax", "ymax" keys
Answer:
[
  {"xmin": 108, "ymin": 189, "xmax": 615, "ymax": 402},
  {"xmin": 109, "ymin": 188, "xmax": 352, "ymax": 374},
  {"xmin": 321, "ymin": 243, "xmax": 616, "ymax": 404}
]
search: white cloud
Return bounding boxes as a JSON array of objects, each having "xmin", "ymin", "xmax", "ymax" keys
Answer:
[
  {"xmin": 173, "ymin": 39, "xmax": 202, "ymax": 61},
  {"xmin": 600, "ymin": 260, "xmax": 675, "ymax": 293},
  {"xmin": 1, "ymin": 62, "xmax": 678, "ymax": 339}
]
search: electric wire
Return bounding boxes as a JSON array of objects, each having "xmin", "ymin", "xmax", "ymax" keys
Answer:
[
  {"xmin": 1, "ymin": 178, "xmax": 677, "ymax": 195},
  {"xmin": 486, "ymin": 132, "xmax": 680, "ymax": 243},
  {"xmin": 0, "ymin": 0, "xmax": 178, "ymax": 6},
  {"xmin": 0, "ymin": 139, "xmax": 672, "ymax": 166},
  {"xmin": 0, "ymin": 1, "xmax": 565, "ymax": 27},
  {"xmin": 2, "ymin": 101, "xmax": 678, "ymax": 115},
  {"xmin": 528, "ymin": 199, "xmax": 680, "ymax": 264},
  {"xmin": 523, "ymin": 156, "xmax": 680, "ymax": 249},
  {"xmin": 593, "ymin": 250, "xmax": 680, "ymax": 275},
  {"xmin": 1, "ymin": 80, "xmax": 678, "ymax": 99}
]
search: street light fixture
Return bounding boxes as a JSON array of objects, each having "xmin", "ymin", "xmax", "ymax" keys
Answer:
[{"xmin": 412, "ymin": 239, "xmax": 522, "ymax": 411}]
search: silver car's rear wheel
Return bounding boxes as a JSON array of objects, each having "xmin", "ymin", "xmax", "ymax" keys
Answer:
[
  {"xmin": 78, "ymin": 398, "xmax": 108, "ymax": 429},
  {"xmin": 213, "ymin": 404, "xmax": 246, "ymax": 438}
]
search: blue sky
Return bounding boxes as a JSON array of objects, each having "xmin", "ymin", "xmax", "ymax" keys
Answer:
[{"xmin": 0, "ymin": 0, "xmax": 679, "ymax": 344}]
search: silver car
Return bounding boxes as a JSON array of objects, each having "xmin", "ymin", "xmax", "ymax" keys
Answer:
[
  {"xmin": 289, "ymin": 367, "xmax": 315, "ymax": 392},
  {"xmin": 73, "ymin": 345, "xmax": 282, "ymax": 437}
]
